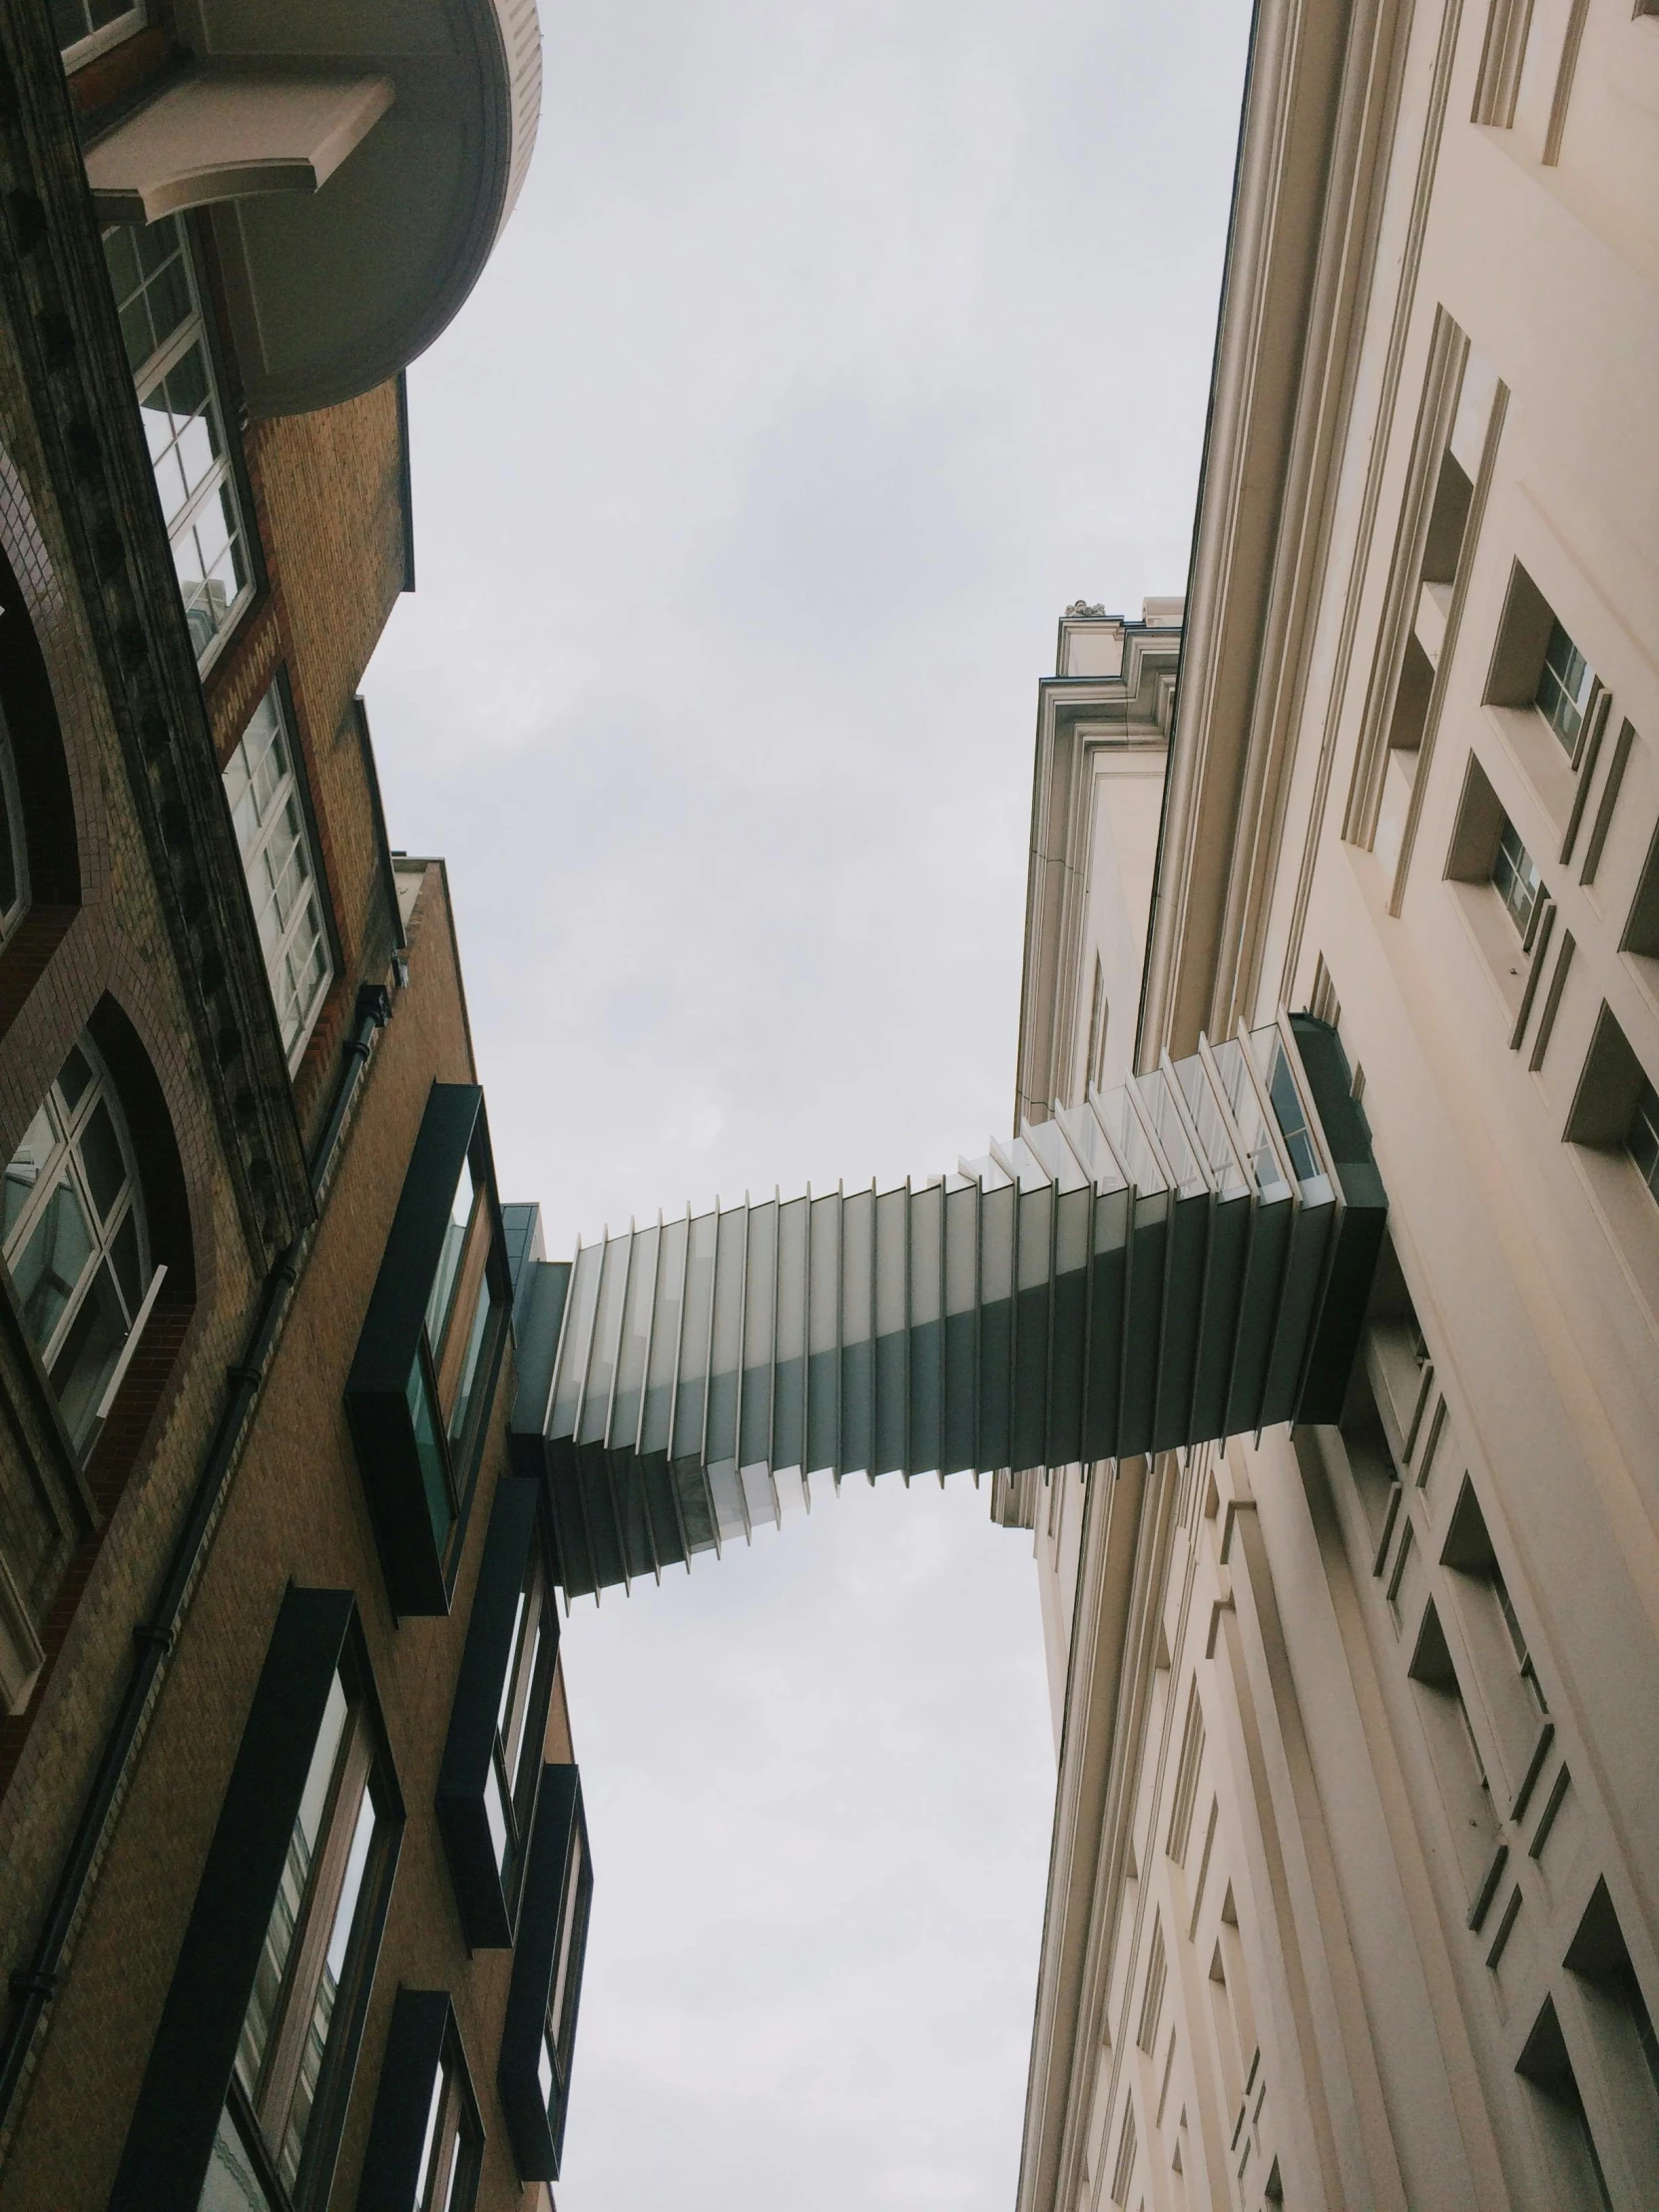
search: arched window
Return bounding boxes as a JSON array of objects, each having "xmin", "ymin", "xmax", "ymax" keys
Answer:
[
  {"xmin": 1, "ymin": 1032, "xmax": 157, "ymax": 1454},
  {"xmin": 0, "ymin": 698, "xmax": 30, "ymax": 954}
]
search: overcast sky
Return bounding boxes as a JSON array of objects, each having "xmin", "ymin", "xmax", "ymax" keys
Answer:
[{"xmin": 364, "ymin": 1, "xmax": 1250, "ymax": 2203}]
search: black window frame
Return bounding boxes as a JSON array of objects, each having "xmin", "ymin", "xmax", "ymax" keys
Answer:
[
  {"xmin": 356, "ymin": 1987, "xmax": 483, "ymax": 2212},
  {"xmin": 345, "ymin": 1084, "xmax": 513, "ymax": 1615},
  {"xmin": 497, "ymin": 1765, "xmax": 592, "ymax": 2183},
  {"xmin": 436, "ymin": 1474, "xmax": 560, "ymax": 1947},
  {"xmin": 109, "ymin": 1586, "xmax": 404, "ymax": 2212}
]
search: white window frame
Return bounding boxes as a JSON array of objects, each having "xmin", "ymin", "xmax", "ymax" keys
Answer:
[
  {"xmin": 224, "ymin": 685, "xmax": 334, "ymax": 1070},
  {"xmin": 1, "ymin": 1033, "xmax": 154, "ymax": 1453},
  {"xmin": 55, "ymin": 0, "xmax": 147, "ymax": 73},
  {"xmin": 102, "ymin": 214, "xmax": 254, "ymax": 670}
]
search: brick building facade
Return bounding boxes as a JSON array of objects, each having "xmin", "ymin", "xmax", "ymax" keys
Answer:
[{"xmin": 0, "ymin": 6, "xmax": 580, "ymax": 2209}]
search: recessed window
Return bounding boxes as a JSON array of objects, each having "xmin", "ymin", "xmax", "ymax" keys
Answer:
[
  {"xmin": 493, "ymin": 1531, "xmax": 555, "ymax": 1873},
  {"xmin": 413, "ymin": 2041, "xmax": 481, "ymax": 2212},
  {"xmin": 346, "ymin": 1086, "xmax": 513, "ymax": 1614},
  {"xmin": 204, "ymin": 1668, "xmax": 389, "ymax": 2208},
  {"xmin": 101, "ymin": 216, "xmax": 253, "ymax": 664},
  {"xmin": 438, "ymin": 1477, "xmax": 560, "ymax": 1946},
  {"xmin": 1485, "ymin": 563, "xmax": 1600, "ymax": 781},
  {"xmin": 1, "ymin": 1034, "xmax": 155, "ymax": 1453},
  {"xmin": 500, "ymin": 1767, "xmax": 593, "ymax": 2183},
  {"xmin": 1536, "ymin": 621, "xmax": 1596, "ymax": 757},
  {"xmin": 1627, "ymin": 1076, "xmax": 1659, "ymax": 1207},
  {"xmin": 53, "ymin": 0, "xmax": 145, "ymax": 70},
  {"xmin": 358, "ymin": 1990, "xmax": 482, "ymax": 2212},
  {"xmin": 1492, "ymin": 818, "xmax": 1543, "ymax": 938},
  {"xmin": 224, "ymin": 687, "xmax": 332, "ymax": 1068},
  {"xmin": 110, "ymin": 1591, "xmax": 400, "ymax": 2212},
  {"xmin": 1516, "ymin": 1998, "xmax": 1617, "ymax": 2212}
]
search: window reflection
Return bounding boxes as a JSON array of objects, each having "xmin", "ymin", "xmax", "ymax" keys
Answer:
[
  {"xmin": 224, "ymin": 687, "xmax": 332, "ymax": 1067},
  {"xmin": 101, "ymin": 216, "xmax": 252, "ymax": 663},
  {"xmin": 1, "ymin": 1035, "xmax": 153, "ymax": 1452},
  {"xmin": 211, "ymin": 1670, "xmax": 383, "ymax": 2211}
]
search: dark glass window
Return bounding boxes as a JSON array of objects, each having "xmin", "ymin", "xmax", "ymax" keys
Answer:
[
  {"xmin": 498, "ymin": 1768, "xmax": 592, "ymax": 2183},
  {"xmin": 1535, "ymin": 620, "xmax": 1595, "ymax": 756},
  {"xmin": 110, "ymin": 1591, "xmax": 402, "ymax": 2212},
  {"xmin": 1627, "ymin": 1076, "xmax": 1659, "ymax": 1206},
  {"xmin": 52, "ymin": 0, "xmax": 142, "ymax": 65},
  {"xmin": 346, "ymin": 1087, "xmax": 513, "ymax": 1614},
  {"xmin": 437, "ymin": 1477, "xmax": 559, "ymax": 1946},
  {"xmin": 100, "ymin": 215, "xmax": 252, "ymax": 662},
  {"xmin": 357, "ymin": 1989, "xmax": 482, "ymax": 2212},
  {"xmin": 202, "ymin": 1671, "xmax": 386, "ymax": 2205},
  {"xmin": 1, "ymin": 1032, "xmax": 157, "ymax": 1453},
  {"xmin": 1491, "ymin": 818, "xmax": 1542, "ymax": 939}
]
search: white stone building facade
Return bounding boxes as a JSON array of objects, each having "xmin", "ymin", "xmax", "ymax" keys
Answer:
[{"xmin": 1000, "ymin": 0, "xmax": 1659, "ymax": 2204}]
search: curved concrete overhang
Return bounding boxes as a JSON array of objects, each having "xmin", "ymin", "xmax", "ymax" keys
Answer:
[{"xmin": 147, "ymin": 0, "xmax": 542, "ymax": 415}]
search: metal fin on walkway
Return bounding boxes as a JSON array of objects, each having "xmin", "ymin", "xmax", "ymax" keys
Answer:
[{"xmin": 508, "ymin": 1014, "xmax": 1385, "ymax": 1600}]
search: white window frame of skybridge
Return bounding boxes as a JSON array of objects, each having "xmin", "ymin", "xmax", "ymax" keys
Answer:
[
  {"xmin": 1051, "ymin": 1100, "xmax": 1127, "ymax": 1193},
  {"xmin": 1245, "ymin": 1021, "xmax": 1333, "ymax": 1203},
  {"xmin": 1207, "ymin": 1032, "xmax": 1297, "ymax": 1203},
  {"xmin": 1172, "ymin": 1045, "xmax": 1254, "ymax": 1201},
  {"xmin": 1134, "ymin": 1068, "xmax": 1209, "ymax": 1198},
  {"xmin": 1019, "ymin": 1117, "xmax": 1091, "ymax": 1193},
  {"xmin": 1088, "ymin": 1080, "xmax": 1169, "ymax": 1196}
]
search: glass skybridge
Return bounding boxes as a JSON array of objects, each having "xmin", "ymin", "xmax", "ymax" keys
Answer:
[{"xmin": 508, "ymin": 1014, "xmax": 1385, "ymax": 1601}]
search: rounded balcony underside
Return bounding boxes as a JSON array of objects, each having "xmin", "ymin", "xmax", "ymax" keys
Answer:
[{"xmin": 168, "ymin": 0, "xmax": 540, "ymax": 414}]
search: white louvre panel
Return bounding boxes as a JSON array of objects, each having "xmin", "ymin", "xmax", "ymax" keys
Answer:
[{"xmin": 509, "ymin": 1015, "xmax": 1386, "ymax": 1600}]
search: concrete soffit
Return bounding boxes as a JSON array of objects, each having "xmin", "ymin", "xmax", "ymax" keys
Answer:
[
  {"xmin": 1015, "ymin": 635, "xmax": 1179, "ymax": 1131},
  {"xmin": 1138, "ymin": 0, "xmax": 1412, "ymax": 1069},
  {"xmin": 1014, "ymin": 1455, "xmax": 1181, "ymax": 2212},
  {"xmin": 124, "ymin": 0, "xmax": 544, "ymax": 415}
]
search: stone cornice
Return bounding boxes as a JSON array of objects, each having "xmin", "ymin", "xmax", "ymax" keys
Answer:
[
  {"xmin": 1015, "ymin": 632, "xmax": 1179, "ymax": 1131},
  {"xmin": 0, "ymin": 10, "xmax": 310, "ymax": 1262},
  {"xmin": 1139, "ymin": 0, "xmax": 1413, "ymax": 1067}
]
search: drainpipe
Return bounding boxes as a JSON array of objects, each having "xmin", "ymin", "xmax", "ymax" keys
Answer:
[{"xmin": 0, "ymin": 979, "xmax": 392, "ymax": 2152}]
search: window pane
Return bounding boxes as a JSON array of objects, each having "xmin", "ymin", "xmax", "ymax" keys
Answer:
[
  {"xmin": 414, "ymin": 2061, "xmax": 448, "ymax": 2210},
  {"xmin": 11, "ymin": 1173, "xmax": 95, "ymax": 1353},
  {"xmin": 548, "ymin": 1833, "xmax": 586, "ymax": 2056},
  {"xmin": 3, "ymin": 1102, "xmax": 58, "ymax": 1244},
  {"xmin": 49, "ymin": 1258, "xmax": 129, "ymax": 1444},
  {"xmin": 1628, "ymin": 1079, "xmax": 1659, "ymax": 1203},
  {"xmin": 1536, "ymin": 621, "xmax": 1593, "ymax": 755},
  {"xmin": 447, "ymin": 1277, "xmax": 492, "ymax": 1445},
  {"xmin": 483, "ymin": 1757, "xmax": 510, "ymax": 1870},
  {"xmin": 424, "ymin": 1162, "xmax": 478, "ymax": 1356},
  {"xmin": 110, "ymin": 1207, "xmax": 143, "ymax": 1315},
  {"xmin": 277, "ymin": 1785, "xmax": 376, "ymax": 2189},
  {"xmin": 1491, "ymin": 820, "xmax": 1540, "ymax": 937},
  {"xmin": 56, "ymin": 1045, "xmax": 94, "ymax": 1114},
  {"xmin": 78, "ymin": 1098, "xmax": 127, "ymax": 1224},
  {"xmin": 223, "ymin": 692, "xmax": 332, "ymax": 1063},
  {"xmin": 51, "ymin": 0, "xmax": 91, "ymax": 54},
  {"xmin": 198, "ymin": 2104, "xmax": 277, "ymax": 2212},
  {"xmin": 236, "ymin": 1676, "xmax": 349, "ymax": 2099},
  {"xmin": 407, "ymin": 1355, "xmax": 456, "ymax": 1552}
]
